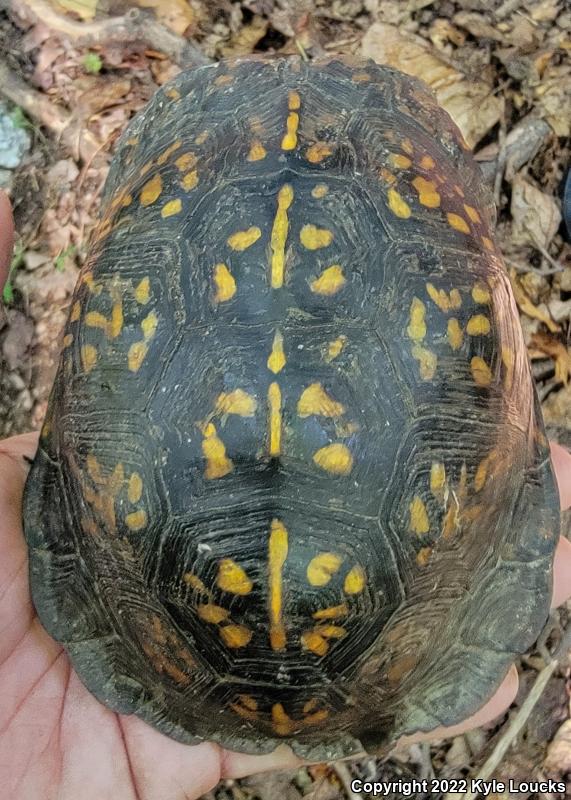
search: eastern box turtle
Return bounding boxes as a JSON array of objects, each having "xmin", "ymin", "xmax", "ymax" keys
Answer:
[{"xmin": 23, "ymin": 56, "xmax": 560, "ymax": 761}]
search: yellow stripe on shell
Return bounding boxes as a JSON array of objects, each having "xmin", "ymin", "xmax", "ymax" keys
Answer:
[
  {"xmin": 134, "ymin": 277, "xmax": 150, "ymax": 305},
  {"xmin": 447, "ymin": 318, "xmax": 464, "ymax": 350},
  {"xmin": 407, "ymin": 297, "xmax": 426, "ymax": 341},
  {"xmin": 268, "ymin": 519, "xmax": 289, "ymax": 651},
  {"xmin": 81, "ymin": 345, "xmax": 97, "ymax": 373},
  {"xmin": 128, "ymin": 472, "xmax": 143, "ymax": 503},
  {"xmin": 409, "ymin": 496, "xmax": 429, "ymax": 535},
  {"xmin": 271, "ymin": 185, "xmax": 293, "ymax": 288},
  {"xmin": 267, "ymin": 330, "xmax": 286, "ymax": 373},
  {"xmin": 268, "ymin": 382, "xmax": 282, "ymax": 457},
  {"xmin": 202, "ymin": 423, "xmax": 233, "ymax": 479},
  {"xmin": 430, "ymin": 462, "xmax": 446, "ymax": 495}
]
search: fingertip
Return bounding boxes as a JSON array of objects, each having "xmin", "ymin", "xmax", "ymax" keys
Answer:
[
  {"xmin": 552, "ymin": 535, "xmax": 571, "ymax": 608},
  {"xmin": 550, "ymin": 442, "xmax": 571, "ymax": 511},
  {"xmin": 0, "ymin": 190, "xmax": 15, "ymax": 288}
]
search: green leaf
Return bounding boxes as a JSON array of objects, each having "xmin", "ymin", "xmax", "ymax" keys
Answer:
[{"xmin": 83, "ymin": 53, "xmax": 103, "ymax": 74}]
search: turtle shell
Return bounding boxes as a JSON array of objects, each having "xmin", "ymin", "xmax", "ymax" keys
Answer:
[{"xmin": 23, "ymin": 56, "xmax": 559, "ymax": 761}]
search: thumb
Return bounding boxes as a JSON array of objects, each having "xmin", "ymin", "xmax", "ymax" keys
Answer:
[{"xmin": 0, "ymin": 190, "xmax": 15, "ymax": 287}]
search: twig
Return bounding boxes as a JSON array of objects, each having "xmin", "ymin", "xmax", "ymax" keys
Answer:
[
  {"xmin": 452, "ymin": 622, "xmax": 571, "ymax": 800},
  {"xmin": 0, "ymin": 59, "xmax": 100, "ymax": 162},
  {"xmin": 332, "ymin": 761, "xmax": 363, "ymax": 800},
  {"xmin": 11, "ymin": 0, "xmax": 211, "ymax": 68}
]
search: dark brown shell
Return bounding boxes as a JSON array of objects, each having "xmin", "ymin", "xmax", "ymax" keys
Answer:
[{"xmin": 23, "ymin": 56, "xmax": 559, "ymax": 760}]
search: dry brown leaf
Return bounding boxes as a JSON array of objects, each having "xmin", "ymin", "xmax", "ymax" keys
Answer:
[
  {"xmin": 220, "ymin": 15, "xmax": 269, "ymax": 56},
  {"xmin": 510, "ymin": 174, "xmax": 562, "ymax": 249},
  {"xmin": 544, "ymin": 718, "xmax": 571, "ymax": 775},
  {"xmin": 360, "ymin": 23, "xmax": 503, "ymax": 147},
  {"xmin": 55, "ymin": 0, "xmax": 98, "ymax": 22},
  {"xmin": 510, "ymin": 269, "xmax": 560, "ymax": 333},
  {"xmin": 137, "ymin": 0, "xmax": 198, "ymax": 37},
  {"xmin": 530, "ymin": 332, "xmax": 571, "ymax": 384},
  {"xmin": 534, "ymin": 62, "xmax": 571, "ymax": 136}
]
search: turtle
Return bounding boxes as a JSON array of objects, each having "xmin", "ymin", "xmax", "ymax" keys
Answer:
[{"xmin": 23, "ymin": 56, "xmax": 560, "ymax": 762}]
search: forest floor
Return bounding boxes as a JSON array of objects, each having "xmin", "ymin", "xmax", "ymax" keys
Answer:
[{"xmin": 0, "ymin": 0, "xmax": 570, "ymax": 798}]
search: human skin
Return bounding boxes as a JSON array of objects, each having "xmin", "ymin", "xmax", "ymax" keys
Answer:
[{"xmin": 1, "ymin": 190, "xmax": 570, "ymax": 799}]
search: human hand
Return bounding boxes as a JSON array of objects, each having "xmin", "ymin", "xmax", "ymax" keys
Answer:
[{"xmin": 1, "ymin": 190, "xmax": 570, "ymax": 799}]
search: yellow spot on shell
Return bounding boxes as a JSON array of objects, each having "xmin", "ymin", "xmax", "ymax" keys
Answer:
[
  {"xmin": 407, "ymin": 297, "xmax": 426, "ymax": 341},
  {"xmin": 409, "ymin": 496, "xmax": 430, "ymax": 535},
  {"xmin": 81, "ymin": 345, "xmax": 97, "ymax": 373},
  {"xmin": 175, "ymin": 152, "xmax": 197, "ymax": 172},
  {"xmin": 471, "ymin": 357, "xmax": 492, "ymax": 386},
  {"xmin": 86, "ymin": 454, "xmax": 103, "ymax": 483},
  {"xmin": 447, "ymin": 212, "xmax": 470, "ymax": 234},
  {"xmin": 463, "ymin": 204, "xmax": 481, "ymax": 224},
  {"xmin": 128, "ymin": 472, "xmax": 143, "ymax": 503},
  {"xmin": 271, "ymin": 185, "xmax": 293, "ymax": 288},
  {"xmin": 301, "ymin": 630, "xmax": 329, "ymax": 657},
  {"xmin": 466, "ymin": 314, "xmax": 491, "ymax": 335},
  {"xmin": 135, "ymin": 277, "xmax": 150, "ymax": 305},
  {"xmin": 447, "ymin": 318, "xmax": 464, "ymax": 350},
  {"xmin": 202, "ymin": 423, "xmax": 233, "ymax": 479},
  {"xmin": 482, "ymin": 236, "xmax": 494, "ymax": 251},
  {"xmin": 268, "ymin": 382, "xmax": 282, "ymax": 457},
  {"xmin": 165, "ymin": 87, "xmax": 180, "ymax": 101},
  {"xmin": 157, "ymin": 140, "xmax": 182, "ymax": 166},
  {"xmin": 247, "ymin": 141, "xmax": 266, "ymax": 161},
  {"xmin": 312, "ymin": 183, "xmax": 329, "ymax": 199},
  {"xmin": 389, "ymin": 153, "xmax": 412, "ymax": 169},
  {"xmin": 63, "ymin": 333, "xmax": 73, "ymax": 347},
  {"xmin": 325, "ymin": 335, "xmax": 346, "ymax": 362},
  {"xmin": 272, "ymin": 703, "xmax": 296, "ymax": 735},
  {"xmin": 288, "ymin": 90, "xmax": 301, "ymax": 110},
  {"xmin": 313, "ymin": 604, "xmax": 348, "ymax": 620},
  {"xmin": 310, "ymin": 265, "xmax": 345, "ymax": 296},
  {"xmin": 128, "ymin": 342, "xmax": 148, "ymax": 372},
  {"xmin": 344, "ymin": 565, "xmax": 366, "ymax": 594},
  {"xmin": 411, "ymin": 345, "xmax": 437, "ymax": 380},
  {"xmin": 161, "ymin": 199, "xmax": 182, "ymax": 218},
  {"xmin": 472, "ymin": 282, "xmax": 491, "ymax": 304},
  {"xmin": 307, "ymin": 553, "xmax": 342, "ymax": 586},
  {"xmin": 430, "ymin": 462, "xmax": 446, "ymax": 495},
  {"xmin": 401, "ymin": 138, "xmax": 414, "ymax": 155},
  {"xmin": 416, "ymin": 546, "xmax": 432, "ymax": 567},
  {"xmin": 306, "ymin": 142, "xmax": 333, "ymax": 163},
  {"xmin": 220, "ymin": 624, "xmax": 252, "ymax": 648},
  {"xmin": 214, "ymin": 73, "xmax": 233, "ymax": 86},
  {"xmin": 352, "ymin": 71, "xmax": 371, "ymax": 82},
  {"xmin": 269, "ymin": 519, "xmax": 289, "ymax": 651},
  {"xmin": 213, "ymin": 263, "xmax": 236, "ymax": 303},
  {"xmin": 474, "ymin": 459, "xmax": 488, "ymax": 492},
  {"xmin": 379, "ymin": 168, "xmax": 396, "ymax": 185},
  {"xmin": 412, "ymin": 176, "xmax": 440, "ymax": 208},
  {"xmin": 183, "ymin": 573, "xmax": 206, "ymax": 592},
  {"xmin": 85, "ymin": 311, "xmax": 108, "ymax": 330},
  {"xmin": 313, "ymin": 443, "xmax": 353, "ymax": 475},
  {"xmin": 216, "ymin": 389, "xmax": 257, "ymax": 417},
  {"xmin": 197, "ymin": 604, "xmax": 229, "ymax": 624},
  {"xmin": 300, "ymin": 224, "xmax": 333, "ymax": 250},
  {"xmin": 267, "ymin": 330, "xmax": 286, "ymax": 374},
  {"xmin": 71, "ymin": 301, "xmax": 81, "ymax": 322},
  {"xmin": 387, "ymin": 188, "xmax": 411, "ymax": 219},
  {"xmin": 141, "ymin": 312, "xmax": 158, "ymax": 340},
  {"xmin": 298, "ymin": 383, "xmax": 345, "ymax": 418},
  {"xmin": 238, "ymin": 695, "xmax": 258, "ymax": 711},
  {"xmin": 217, "ymin": 558, "xmax": 252, "ymax": 595},
  {"xmin": 126, "ymin": 509, "xmax": 147, "ymax": 531},
  {"xmin": 228, "ymin": 226, "xmax": 261, "ymax": 251},
  {"xmin": 420, "ymin": 155, "xmax": 435, "ymax": 169},
  {"xmin": 140, "ymin": 174, "xmax": 162, "ymax": 206},
  {"xmin": 181, "ymin": 170, "xmax": 198, "ymax": 191},
  {"xmin": 426, "ymin": 283, "xmax": 462, "ymax": 312},
  {"xmin": 195, "ymin": 131, "xmax": 208, "ymax": 145}
]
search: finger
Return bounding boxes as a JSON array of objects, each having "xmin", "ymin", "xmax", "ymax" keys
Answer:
[
  {"xmin": 550, "ymin": 442, "xmax": 571, "ymax": 511},
  {"xmin": 0, "ymin": 432, "xmax": 40, "ymax": 663},
  {"xmin": 0, "ymin": 190, "xmax": 15, "ymax": 287},
  {"xmin": 220, "ymin": 742, "xmax": 301, "ymax": 781},
  {"xmin": 552, "ymin": 536, "xmax": 571, "ymax": 608},
  {"xmin": 393, "ymin": 663, "xmax": 519, "ymax": 751}
]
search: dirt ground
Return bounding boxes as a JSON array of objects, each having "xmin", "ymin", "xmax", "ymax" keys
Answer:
[{"xmin": 0, "ymin": 0, "xmax": 570, "ymax": 797}]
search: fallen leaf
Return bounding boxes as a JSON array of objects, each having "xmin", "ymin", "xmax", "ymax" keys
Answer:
[
  {"xmin": 220, "ymin": 15, "xmax": 269, "ymax": 56},
  {"xmin": 137, "ymin": 0, "xmax": 198, "ymax": 37},
  {"xmin": 2, "ymin": 310, "xmax": 34, "ymax": 370},
  {"xmin": 544, "ymin": 718, "xmax": 571, "ymax": 775},
  {"xmin": 510, "ymin": 269, "xmax": 559, "ymax": 333},
  {"xmin": 55, "ymin": 0, "xmax": 97, "ymax": 22},
  {"xmin": 530, "ymin": 332, "xmax": 571, "ymax": 384},
  {"xmin": 510, "ymin": 174, "xmax": 562, "ymax": 249},
  {"xmin": 360, "ymin": 23, "xmax": 503, "ymax": 147},
  {"xmin": 534, "ymin": 62, "xmax": 571, "ymax": 136}
]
